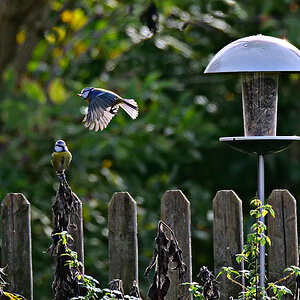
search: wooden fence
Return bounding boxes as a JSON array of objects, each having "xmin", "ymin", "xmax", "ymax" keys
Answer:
[{"xmin": 0, "ymin": 189, "xmax": 298, "ymax": 299}]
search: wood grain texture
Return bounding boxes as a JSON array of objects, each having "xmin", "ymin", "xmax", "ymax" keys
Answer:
[
  {"xmin": 108, "ymin": 192, "xmax": 138, "ymax": 294},
  {"xmin": 213, "ymin": 190, "xmax": 244, "ymax": 299},
  {"xmin": 69, "ymin": 192, "xmax": 84, "ymax": 266},
  {"xmin": 1, "ymin": 193, "xmax": 33, "ymax": 300},
  {"xmin": 268, "ymin": 189, "xmax": 298, "ymax": 299},
  {"xmin": 161, "ymin": 190, "xmax": 192, "ymax": 300}
]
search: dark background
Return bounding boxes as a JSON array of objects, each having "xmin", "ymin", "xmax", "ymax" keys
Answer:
[{"xmin": 1, "ymin": 0, "xmax": 300, "ymax": 298}]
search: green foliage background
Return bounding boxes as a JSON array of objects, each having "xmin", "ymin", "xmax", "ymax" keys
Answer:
[{"xmin": 1, "ymin": 0, "xmax": 300, "ymax": 298}]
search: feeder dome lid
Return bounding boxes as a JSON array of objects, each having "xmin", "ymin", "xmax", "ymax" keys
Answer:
[{"xmin": 204, "ymin": 35, "xmax": 300, "ymax": 73}]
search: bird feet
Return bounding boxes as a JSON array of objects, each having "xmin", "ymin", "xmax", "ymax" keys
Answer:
[{"xmin": 56, "ymin": 171, "xmax": 67, "ymax": 183}]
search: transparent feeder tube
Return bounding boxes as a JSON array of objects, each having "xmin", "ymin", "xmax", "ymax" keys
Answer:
[{"xmin": 242, "ymin": 73, "xmax": 279, "ymax": 136}]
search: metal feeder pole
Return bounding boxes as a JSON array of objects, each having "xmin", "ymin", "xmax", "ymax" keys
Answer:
[
  {"xmin": 257, "ymin": 154, "xmax": 265, "ymax": 288},
  {"xmin": 205, "ymin": 34, "xmax": 300, "ymax": 299}
]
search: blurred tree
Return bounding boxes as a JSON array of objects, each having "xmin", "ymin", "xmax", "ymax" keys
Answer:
[
  {"xmin": 0, "ymin": 0, "xmax": 50, "ymax": 75},
  {"xmin": 1, "ymin": 0, "xmax": 300, "ymax": 299}
]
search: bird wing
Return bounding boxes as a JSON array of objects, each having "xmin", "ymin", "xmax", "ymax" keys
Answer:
[{"xmin": 83, "ymin": 91, "xmax": 119, "ymax": 131}]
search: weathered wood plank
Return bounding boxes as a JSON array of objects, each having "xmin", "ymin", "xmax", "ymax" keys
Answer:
[
  {"xmin": 108, "ymin": 192, "xmax": 138, "ymax": 294},
  {"xmin": 69, "ymin": 192, "xmax": 84, "ymax": 266},
  {"xmin": 213, "ymin": 190, "xmax": 244, "ymax": 299},
  {"xmin": 1, "ymin": 193, "xmax": 33, "ymax": 300},
  {"xmin": 161, "ymin": 190, "xmax": 192, "ymax": 300},
  {"xmin": 268, "ymin": 189, "xmax": 298, "ymax": 299}
]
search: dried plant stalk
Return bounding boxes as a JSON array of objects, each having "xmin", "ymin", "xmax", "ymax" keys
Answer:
[
  {"xmin": 145, "ymin": 221, "xmax": 187, "ymax": 300},
  {"xmin": 47, "ymin": 178, "xmax": 82, "ymax": 300}
]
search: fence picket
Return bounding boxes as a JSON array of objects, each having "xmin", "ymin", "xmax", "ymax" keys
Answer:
[
  {"xmin": 108, "ymin": 192, "xmax": 138, "ymax": 294},
  {"xmin": 161, "ymin": 190, "xmax": 192, "ymax": 300},
  {"xmin": 1, "ymin": 188, "xmax": 298, "ymax": 300},
  {"xmin": 1, "ymin": 193, "xmax": 33, "ymax": 300},
  {"xmin": 213, "ymin": 190, "xmax": 244, "ymax": 299},
  {"xmin": 268, "ymin": 189, "xmax": 298, "ymax": 299}
]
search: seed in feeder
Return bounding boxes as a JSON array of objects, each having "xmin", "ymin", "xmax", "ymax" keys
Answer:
[{"xmin": 242, "ymin": 75, "xmax": 278, "ymax": 136}]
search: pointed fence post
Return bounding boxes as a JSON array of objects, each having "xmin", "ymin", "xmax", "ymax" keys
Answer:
[
  {"xmin": 213, "ymin": 190, "xmax": 244, "ymax": 299},
  {"xmin": 161, "ymin": 190, "xmax": 192, "ymax": 300},
  {"xmin": 1, "ymin": 193, "xmax": 33, "ymax": 300},
  {"xmin": 108, "ymin": 192, "xmax": 138, "ymax": 294},
  {"xmin": 268, "ymin": 189, "xmax": 298, "ymax": 299}
]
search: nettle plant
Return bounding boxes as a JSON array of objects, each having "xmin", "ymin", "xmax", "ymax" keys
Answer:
[
  {"xmin": 219, "ymin": 198, "xmax": 300, "ymax": 300},
  {"xmin": 188, "ymin": 199, "xmax": 300, "ymax": 300},
  {"xmin": 54, "ymin": 231, "xmax": 139, "ymax": 300}
]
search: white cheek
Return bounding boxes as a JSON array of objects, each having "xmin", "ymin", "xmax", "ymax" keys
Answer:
[
  {"xmin": 83, "ymin": 91, "xmax": 89, "ymax": 98},
  {"xmin": 54, "ymin": 146, "xmax": 61, "ymax": 152}
]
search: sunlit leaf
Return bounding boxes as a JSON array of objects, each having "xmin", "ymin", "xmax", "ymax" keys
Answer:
[
  {"xmin": 53, "ymin": 47, "xmax": 64, "ymax": 58},
  {"xmin": 61, "ymin": 9, "xmax": 73, "ymax": 24},
  {"xmin": 48, "ymin": 78, "xmax": 68, "ymax": 104},
  {"xmin": 74, "ymin": 42, "xmax": 88, "ymax": 58},
  {"xmin": 51, "ymin": 0, "xmax": 63, "ymax": 11},
  {"xmin": 159, "ymin": 35, "xmax": 194, "ymax": 58},
  {"xmin": 21, "ymin": 79, "xmax": 46, "ymax": 104},
  {"xmin": 45, "ymin": 31, "xmax": 56, "ymax": 44},
  {"xmin": 16, "ymin": 30, "xmax": 26, "ymax": 44},
  {"xmin": 53, "ymin": 26, "xmax": 67, "ymax": 42},
  {"xmin": 71, "ymin": 9, "xmax": 88, "ymax": 30}
]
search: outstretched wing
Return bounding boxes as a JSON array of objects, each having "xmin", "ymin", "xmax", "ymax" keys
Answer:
[{"xmin": 83, "ymin": 91, "xmax": 119, "ymax": 131}]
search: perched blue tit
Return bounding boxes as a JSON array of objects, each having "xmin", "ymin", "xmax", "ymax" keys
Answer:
[
  {"xmin": 77, "ymin": 87, "xmax": 139, "ymax": 131},
  {"xmin": 51, "ymin": 140, "xmax": 72, "ymax": 175}
]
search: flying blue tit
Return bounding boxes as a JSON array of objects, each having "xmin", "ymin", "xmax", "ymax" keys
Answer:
[
  {"xmin": 51, "ymin": 140, "xmax": 72, "ymax": 177},
  {"xmin": 77, "ymin": 87, "xmax": 139, "ymax": 131}
]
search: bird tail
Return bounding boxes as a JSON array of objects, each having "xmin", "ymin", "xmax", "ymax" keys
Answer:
[{"xmin": 120, "ymin": 99, "xmax": 139, "ymax": 119}]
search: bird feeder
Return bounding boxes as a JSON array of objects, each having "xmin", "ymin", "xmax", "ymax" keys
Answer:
[{"xmin": 204, "ymin": 34, "xmax": 300, "ymax": 290}]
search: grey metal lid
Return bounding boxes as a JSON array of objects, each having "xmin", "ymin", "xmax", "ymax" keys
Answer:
[{"xmin": 205, "ymin": 35, "xmax": 300, "ymax": 73}]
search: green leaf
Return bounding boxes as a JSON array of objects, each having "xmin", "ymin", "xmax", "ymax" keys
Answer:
[
  {"xmin": 48, "ymin": 78, "xmax": 68, "ymax": 104},
  {"xmin": 250, "ymin": 209, "xmax": 258, "ymax": 217},
  {"xmin": 21, "ymin": 79, "xmax": 46, "ymax": 104},
  {"xmin": 268, "ymin": 207, "xmax": 275, "ymax": 218},
  {"xmin": 265, "ymin": 236, "xmax": 271, "ymax": 246},
  {"xmin": 250, "ymin": 198, "xmax": 261, "ymax": 207}
]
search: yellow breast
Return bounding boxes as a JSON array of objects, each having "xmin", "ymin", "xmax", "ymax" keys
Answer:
[{"xmin": 51, "ymin": 151, "xmax": 72, "ymax": 172}]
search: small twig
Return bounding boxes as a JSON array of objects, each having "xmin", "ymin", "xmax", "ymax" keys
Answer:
[
  {"xmin": 265, "ymin": 271, "xmax": 295, "ymax": 291},
  {"xmin": 226, "ymin": 275, "xmax": 256, "ymax": 299},
  {"xmin": 227, "ymin": 276, "xmax": 247, "ymax": 290}
]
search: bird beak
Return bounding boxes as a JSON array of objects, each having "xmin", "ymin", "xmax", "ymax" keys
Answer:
[{"xmin": 77, "ymin": 93, "xmax": 82, "ymax": 97}]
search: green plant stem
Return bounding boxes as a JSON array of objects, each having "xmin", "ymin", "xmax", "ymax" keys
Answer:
[
  {"xmin": 227, "ymin": 276, "xmax": 247, "ymax": 290},
  {"xmin": 255, "ymin": 220, "xmax": 259, "ymax": 300},
  {"xmin": 226, "ymin": 275, "xmax": 257, "ymax": 299},
  {"xmin": 265, "ymin": 271, "xmax": 295, "ymax": 291}
]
